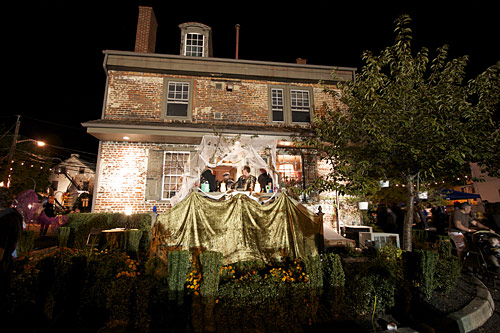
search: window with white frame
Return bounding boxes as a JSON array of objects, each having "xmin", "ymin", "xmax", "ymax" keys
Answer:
[
  {"xmin": 185, "ymin": 33, "xmax": 204, "ymax": 57},
  {"xmin": 290, "ymin": 90, "xmax": 311, "ymax": 123},
  {"xmin": 269, "ymin": 86, "xmax": 312, "ymax": 124},
  {"xmin": 271, "ymin": 88, "xmax": 285, "ymax": 122},
  {"xmin": 166, "ymin": 81, "xmax": 190, "ymax": 117},
  {"xmin": 161, "ymin": 151, "xmax": 190, "ymax": 200}
]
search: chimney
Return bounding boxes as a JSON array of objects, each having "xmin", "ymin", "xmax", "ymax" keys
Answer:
[
  {"xmin": 296, "ymin": 58, "xmax": 307, "ymax": 64},
  {"xmin": 134, "ymin": 6, "xmax": 157, "ymax": 53}
]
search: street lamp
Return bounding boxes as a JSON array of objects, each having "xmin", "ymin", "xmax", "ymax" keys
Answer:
[
  {"xmin": 2, "ymin": 137, "xmax": 46, "ymax": 187},
  {"xmin": 16, "ymin": 139, "xmax": 46, "ymax": 147}
]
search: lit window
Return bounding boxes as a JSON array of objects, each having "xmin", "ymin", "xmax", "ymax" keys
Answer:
[
  {"xmin": 276, "ymin": 155, "xmax": 302, "ymax": 184},
  {"xmin": 166, "ymin": 82, "xmax": 190, "ymax": 117},
  {"xmin": 162, "ymin": 151, "xmax": 190, "ymax": 200},
  {"xmin": 269, "ymin": 86, "xmax": 312, "ymax": 124},
  {"xmin": 185, "ymin": 33, "xmax": 204, "ymax": 57}
]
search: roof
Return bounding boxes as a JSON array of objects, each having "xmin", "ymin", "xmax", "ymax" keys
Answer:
[
  {"xmin": 103, "ymin": 50, "xmax": 356, "ymax": 84},
  {"xmin": 82, "ymin": 119, "xmax": 312, "ymax": 145}
]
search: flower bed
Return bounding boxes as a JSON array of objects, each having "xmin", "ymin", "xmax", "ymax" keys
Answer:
[{"xmin": 3, "ymin": 238, "xmax": 461, "ymax": 332}]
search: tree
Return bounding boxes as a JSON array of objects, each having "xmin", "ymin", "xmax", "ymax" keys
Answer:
[{"xmin": 304, "ymin": 15, "xmax": 500, "ymax": 251}]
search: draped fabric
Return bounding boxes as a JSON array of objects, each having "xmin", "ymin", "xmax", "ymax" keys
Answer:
[
  {"xmin": 170, "ymin": 135, "xmax": 279, "ymax": 206},
  {"xmin": 150, "ymin": 192, "xmax": 321, "ymax": 264}
]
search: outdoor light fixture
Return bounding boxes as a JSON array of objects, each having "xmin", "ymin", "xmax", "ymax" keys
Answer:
[
  {"xmin": 123, "ymin": 136, "xmax": 130, "ymax": 140},
  {"xmin": 16, "ymin": 138, "xmax": 46, "ymax": 146}
]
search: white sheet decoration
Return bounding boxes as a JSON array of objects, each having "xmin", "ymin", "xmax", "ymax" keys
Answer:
[{"xmin": 170, "ymin": 135, "xmax": 279, "ymax": 206}]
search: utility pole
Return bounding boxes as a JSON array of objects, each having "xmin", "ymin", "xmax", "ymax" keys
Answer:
[{"xmin": 3, "ymin": 115, "xmax": 21, "ymax": 186}]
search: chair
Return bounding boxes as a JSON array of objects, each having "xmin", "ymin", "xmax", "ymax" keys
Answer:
[{"xmin": 86, "ymin": 228, "xmax": 102, "ymax": 248}]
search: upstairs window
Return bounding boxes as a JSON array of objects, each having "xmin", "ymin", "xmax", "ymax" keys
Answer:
[
  {"xmin": 165, "ymin": 81, "xmax": 190, "ymax": 118},
  {"xmin": 269, "ymin": 86, "xmax": 313, "ymax": 124},
  {"xmin": 185, "ymin": 33, "xmax": 204, "ymax": 57},
  {"xmin": 271, "ymin": 88, "xmax": 284, "ymax": 122},
  {"xmin": 290, "ymin": 90, "xmax": 311, "ymax": 123}
]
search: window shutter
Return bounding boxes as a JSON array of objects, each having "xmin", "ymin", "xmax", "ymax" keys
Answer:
[{"xmin": 146, "ymin": 150, "xmax": 163, "ymax": 200}]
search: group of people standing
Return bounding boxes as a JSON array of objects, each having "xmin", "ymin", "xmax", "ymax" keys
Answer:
[{"xmin": 201, "ymin": 166, "xmax": 273, "ymax": 193}]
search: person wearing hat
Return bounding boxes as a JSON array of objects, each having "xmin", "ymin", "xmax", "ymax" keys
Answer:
[
  {"xmin": 218, "ymin": 171, "xmax": 234, "ymax": 191},
  {"xmin": 448, "ymin": 202, "xmax": 493, "ymax": 260}
]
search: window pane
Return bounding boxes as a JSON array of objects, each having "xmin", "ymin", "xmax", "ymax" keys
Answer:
[
  {"xmin": 290, "ymin": 90, "xmax": 311, "ymax": 122},
  {"xmin": 162, "ymin": 152, "xmax": 190, "ymax": 199},
  {"xmin": 271, "ymin": 88, "xmax": 284, "ymax": 122},
  {"xmin": 291, "ymin": 111, "xmax": 310, "ymax": 123},
  {"xmin": 186, "ymin": 33, "xmax": 204, "ymax": 56},
  {"xmin": 167, "ymin": 82, "xmax": 189, "ymax": 117},
  {"xmin": 167, "ymin": 103, "xmax": 188, "ymax": 117},
  {"xmin": 272, "ymin": 111, "xmax": 284, "ymax": 122}
]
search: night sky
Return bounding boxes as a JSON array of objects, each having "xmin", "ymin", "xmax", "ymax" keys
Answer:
[{"xmin": 3, "ymin": 0, "xmax": 500, "ymax": 164}]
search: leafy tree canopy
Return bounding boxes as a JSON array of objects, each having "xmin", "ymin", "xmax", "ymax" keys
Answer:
[{"xmin": 303, "ymin": 15, "xmax": 500, "ymax": 250}]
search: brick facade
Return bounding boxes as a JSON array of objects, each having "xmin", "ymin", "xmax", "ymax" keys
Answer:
[
  {"xmin": 104, "ymin": 71, "xmax": 339, "ymax": 126},
  {"xmin": 85, "ymin": 7, "xmax": 357, "ymax": 227},
  {"xmin": 94, "ymin": 141, "xmax": 196, "ymax": 213}
]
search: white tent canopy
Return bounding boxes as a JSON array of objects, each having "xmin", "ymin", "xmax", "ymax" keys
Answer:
[{"xmin": 170, "ymin": 135, "xmax": 280, "ymax": 206}]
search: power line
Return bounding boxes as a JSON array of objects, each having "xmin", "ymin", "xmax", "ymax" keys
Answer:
[{"xmin": 21, "ymin": 115, "xmax": 86, "ymax": 131}]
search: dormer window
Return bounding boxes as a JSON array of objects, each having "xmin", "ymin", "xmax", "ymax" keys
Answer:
[
  {"xmin": 185, "ymin": 33, "xmax": 204, "ymax": 57},
  {"xmin": 178, "ymin": 22, "xmax": 212, "ymax": 57}
]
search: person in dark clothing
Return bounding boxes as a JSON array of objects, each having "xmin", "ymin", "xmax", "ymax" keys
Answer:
[
  {"xmin": 0, "ymin": 187, "xmax": 23, "ymax": 306},
  {"xmin": 217, "ymin": 172, "xmax": 234, "ymax": 191},
  {"xmin": 384, "ymin": 206, "xmax": 398, "ymax": 233},
  {"xmin": 431, "ymin": 205, "xmax": 446, "ymax": 234},
  {"xmin": 38, "ymin": 201, "xmax": 55, "ymax": 236},
  {"xmin": 257, "ymin": 168, "xmax": 273, "ymax": 192},
  {"xmin": 201, "ymin": 169, "xmax": 217, "ymax": 192}
]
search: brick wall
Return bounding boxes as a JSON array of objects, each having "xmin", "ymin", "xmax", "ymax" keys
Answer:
[
  {"xmin": 104, "ymin": 71, "xmax": 338, "ymax": 126},
  {"xmin": 94, "ymin": 141, "xmax": 194, "ymax": 214}
]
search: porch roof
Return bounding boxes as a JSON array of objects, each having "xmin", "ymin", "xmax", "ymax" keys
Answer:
[{"xmin": 82, "ymin": 119, "xmax": 312, "ymax": 145}]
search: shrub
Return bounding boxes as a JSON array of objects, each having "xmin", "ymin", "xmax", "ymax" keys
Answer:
[
  {"xmin": 57, "ymin": 227, "xmax": 71, "ymax": 248},
  {"xmin": 404, "ymin": 249, "xmax": 438, "ymax": 300},
  {"xmin": 167, "ymin": 250, "xmax": 191, "ymax": 302},
  {"xmin": 434, "ymin": 239, "xmax": 461, "ymax": 294},
  {"xmin": 17, "ymin": 230, "xmax": 35, "ymax": 257},
  {"xmin": 65, "ymin": 212, "xmax": 152, "ymax": 254},
  {"xmin": 199, "ymin": 251, "xmax": 223, "ymax": 297},
  {"xmin": 303, "ymin": 255, "xmax": 323, "ymax": 291},
  {"xmin": 343, "ymin": 261, "xmax": 396, "ymax": 318},
  {"xmin": 321, "ymin": 252, "xmax": 345, "ymax": 289}
]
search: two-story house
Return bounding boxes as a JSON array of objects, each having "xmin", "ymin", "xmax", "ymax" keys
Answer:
[
  {"xmin": 48, "ymin": 154, "xmax": 95, "ymax": 210},
  {"xmin": 83, "ymin": 6, "xmax": 356, "ymax": 229}
]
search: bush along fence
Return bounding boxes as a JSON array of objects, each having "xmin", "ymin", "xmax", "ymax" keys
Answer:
[
  {"xmin": 5, "ymin": 217, "xmax": 462, "ymax": 332},
  {"xmin": 55, "ymin": 212, "xmax": 153, "ymax": 257}
]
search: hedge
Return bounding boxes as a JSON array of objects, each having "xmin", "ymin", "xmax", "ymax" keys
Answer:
[{"xmin": 62, "ymin": 212, "xmax": 152, "ymax": 254}]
